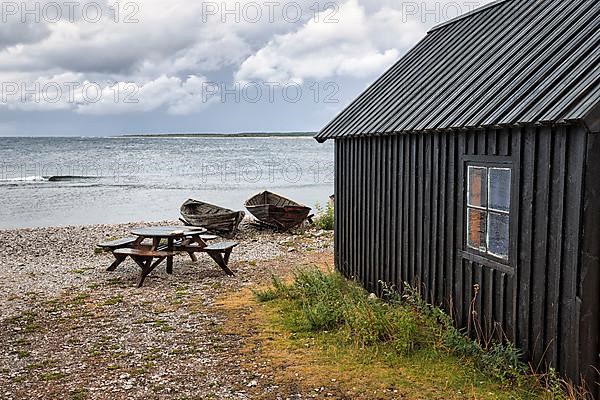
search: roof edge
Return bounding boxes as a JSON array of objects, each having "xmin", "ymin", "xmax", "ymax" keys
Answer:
[
  {"xmin": 429, "ymin": 0, "xmax": 510, "ymax": 33},
  {"xmin": 583, "ymin": 103, "xmax": 600, "ymax": 133},
  {"xmin": 315, "ymin": 121, "xmax": 586, "ymax": 142}
]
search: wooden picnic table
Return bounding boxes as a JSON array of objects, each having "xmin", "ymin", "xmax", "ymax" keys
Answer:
[
  {"xmin": 130, "ymin": 226, "xmax": 208, "ymax": 275},
  {"xmin": 98, "ymin": 225, "xmax": 238, "ymax": 287}
]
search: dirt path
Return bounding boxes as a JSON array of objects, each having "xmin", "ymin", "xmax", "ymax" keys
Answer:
[{"xmin": 0, "ymin": 222, "xmax": 333, "ymax": 400}]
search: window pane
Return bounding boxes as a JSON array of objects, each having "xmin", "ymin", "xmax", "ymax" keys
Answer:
[
  {"xmin": 489, "ymin": 168, "xmax": 511, "ymax": 212},
  {"xmin": 488, "ymin": 212, "xmax": 510, "ymax": 259},
  {"xmin": 468, "ymin": 167, "xmax": 487, "ymax": 208},
  {"xmin": 467, "ymin": 208, "xmax": 487, "ymax": 251}
]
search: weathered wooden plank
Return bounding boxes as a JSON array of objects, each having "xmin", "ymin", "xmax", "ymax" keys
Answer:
[
  {"xmin": 545, "ymin": 127, "xmax": 566, "ymax": 368},
  {"xmin": 465, "ymin": 261, "xmax": 474, "ymax": 335},
  {"xmin": 530, "ymin": 126, "xmax": 552, "ymax": 365},
  {"xmin": 356, "ymin": 139, "xmax": 361, "ymax": 279},
  {"xmin": 342, "ymin": 140, "xmax": 348, "ymax": 276},
  {"xmin": 467, "ymin": 131, "xmax": 476, "ymax": 155},
  {"xmin": 373, "ymin": 138, "xmax": 380, "ymax": 292},
  {"xmin": 410, "ymin": 133, "xmax": 416, "ymax": 287},
  {"xmin": 379, "ymin": 137, "xmax": 387, "ymax": 289},
  {"xmin": 384, "ymin": 137, "xmax": 391, "ymax": 287},
  {"xmin": 349, "ymin": 140, "xmax": 354, "ymax": 275},
  {"xmin": 490, "ymin": 129, "xmax": 498, "ymax": 156},
  {"xmin": 559, "ymin": 128, "xmax": 586, "ymax": 379},
  {"xmin": 438, "ymin": 134, "xmax": 447, "ymax": 306},
  {"xmin": 483, "ymin": 267, "xmax": 494, "ymax": 341},
  {"xmin": 494, "ymin": 272, "xmax": 506, "ymax": 341},
  {"xmin": 416, "ymin": 134, "xmax": 424, "ymax": 290},
  {"xmin": 352, "ymin": 141, "xmax": 355, "ymax": 279},
  {"xmin": 397, "ymin": 136, "xmax": 405, "ymax": 287},
  {"xmin": 432, "ymin": 133, "xmax": 441, "ymax": 304},
  {"xmin": 498, "ymin": 129, "xmax": 510, "ymax": 156},
  {"xmin": 478, "ymin": 130, "xmax": 487, "ymax": 155},
  {"xmin": 454, "ymin": 133, "xmax": 466, "ymax": 326},
  {"xmin": 424, "ymin": 134, "xmax": 432, "ymax": 301},
  {"xmin": 349, "ymin": 140, "xmax": 354, "ymax": 277},
  {"xmin": 505, "ymin": 127, "xmax": 520, "ymax": 343},
  {"xmin": 403, "ymin": 135, "xmax": 411, "ymax": 285},
  {"xmin": 368, "ymin": 138, "xmax": 375, "ymax": 291},
  {"xmin": 374, "ymin": 137, "xmax": 381, "ymax": 290},
  {"xmin": 445, "ymin": 134, "xmax": 456, "ymax": 314},
  {"xmin": 474, "ymin": 263, "xmax": 483, "ymax": 339},
  {"xmin": 334, "ymin": 141, "xmax": 341, "ymax": 273},
  {"xmin": 505, "ymin": 268, "xmax": 517, "ymax": 343},
  {"xmin": 517, "ymin": 127, "xmax": 536, "ymax": 355}
]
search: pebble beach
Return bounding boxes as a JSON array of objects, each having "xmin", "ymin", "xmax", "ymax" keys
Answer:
[{"xmin": 0, "ymin": 219, "xmax": 334, "ymax": 399}]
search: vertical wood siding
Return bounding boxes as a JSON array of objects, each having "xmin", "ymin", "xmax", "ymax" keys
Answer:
[{"xmin": 334, "ymin": 126, "xmax": 599, "ymax": 389}]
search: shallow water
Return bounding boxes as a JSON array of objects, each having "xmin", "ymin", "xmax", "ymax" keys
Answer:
[{"xmin": 0, "ymin": 137, "xmax": 334, "ymax": 229}]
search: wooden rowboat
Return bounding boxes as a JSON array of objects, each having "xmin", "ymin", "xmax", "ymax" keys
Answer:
[
  {"xmin": 244, "ymin": 191, "xmax": 312, "ymax": 231},
  {"xmin": 180, "ymin": 199, "xmax": 245, "ymax": 237}
]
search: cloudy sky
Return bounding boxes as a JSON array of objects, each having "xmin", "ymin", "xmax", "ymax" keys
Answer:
[{"xmin": 0, "ymin": 0, "xmax": 492, "ymax": 136}]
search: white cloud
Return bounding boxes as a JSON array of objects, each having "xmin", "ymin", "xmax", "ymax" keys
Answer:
[
  {"xmin": 0, "ymin": 0, "xmax": 496, "ymax": 118},
  {"xmin": 74, "ymin": 75, "xmax": 219, "ymax": 115},
  {"xmin": 234, "ymin": 0, "xmax": 429, "ymax": 84},
  {"xmin": 75, "ymin": 75, "xmax": 219, "ymax": 115},
  {"xmin": 0, "ymin": 73, "xmax": 216, "ymax": 115}
]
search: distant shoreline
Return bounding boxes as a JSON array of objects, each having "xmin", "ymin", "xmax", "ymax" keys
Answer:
[{"xmin": 120, "ymin": 132, "xmax": 317, "ymax": 139}]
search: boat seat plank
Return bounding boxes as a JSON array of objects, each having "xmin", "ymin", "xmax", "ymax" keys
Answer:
[{"xmin": 200, "ymin": 234, "xmax": 219, "ymax": 241}]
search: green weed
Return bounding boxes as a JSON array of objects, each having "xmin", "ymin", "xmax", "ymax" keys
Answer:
[
  {"xmin": 314, "ymin": 202, "xmax": 334, "ymax": 231},
  {"xmin": 256, "ymin": 267, "xmax": 565, "ymax": 397}
]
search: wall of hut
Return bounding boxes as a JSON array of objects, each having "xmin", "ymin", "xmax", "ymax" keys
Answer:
[{"xmin": 333, "ymin": 123, "xmax": 600, "ymax": 390}]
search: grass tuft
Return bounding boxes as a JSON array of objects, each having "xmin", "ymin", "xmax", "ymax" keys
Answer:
[
  {"xmin": 314, "ymin": 202, "xmax": 334, "ymax": 231},
  {"xmin": 256, "ymin": 266, "xmax": 578, "ymax": 398},
  {"xmin": 257, "ymin": 268, "xmax": 430, "ymax": 355}
]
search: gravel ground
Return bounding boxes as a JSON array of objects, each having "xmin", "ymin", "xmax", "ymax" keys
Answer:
[{"xmin": 0, "ymin": 220, "xmax": 334, "ymax": 399}]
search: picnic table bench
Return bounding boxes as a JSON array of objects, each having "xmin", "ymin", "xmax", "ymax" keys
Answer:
[
  {"xmin": 175, "ymin": 241, "xmax": 238, "ymax": 276},
  {"xmin": 97, "ymin": 226, "xmax": 238, "ymax": 287},
  {"xmin": 113, "ymin": 248, "xmax": 177, "ymax": 287}
]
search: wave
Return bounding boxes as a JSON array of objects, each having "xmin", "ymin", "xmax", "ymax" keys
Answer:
[
  {"xmin": 0, "ymin": 175, "xmax": 100, "ymax": 183},
  {"xmin": 44, "ymin": 175, "xmax": 99, "ymax": 182},
  {"xmin": 0, "ymin": 175, "xmax": 48, "ymax": 182}
]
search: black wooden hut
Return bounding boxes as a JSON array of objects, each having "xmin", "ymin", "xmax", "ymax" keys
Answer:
[{"xmin": 315, "ymin": 0, "xmax": 600, "ymax": 391}]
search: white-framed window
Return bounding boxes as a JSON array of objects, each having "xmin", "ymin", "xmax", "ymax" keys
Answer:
[{"xmin": 466, "ymin": 165, "xmax": 511, "ymax": 260}]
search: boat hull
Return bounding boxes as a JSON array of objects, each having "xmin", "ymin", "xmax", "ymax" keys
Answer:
[
  {"xmin": 180, "ymin": 199, "xmax": 245, "ymax": 237},
  {"xmin": 245, "ymin": 191, "xmax": 311, "ymax": 231}
]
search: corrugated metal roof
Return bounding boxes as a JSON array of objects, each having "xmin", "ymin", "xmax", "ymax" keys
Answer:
[{"xmin": 315, "ymin": 0, "xmax": 600, "ymax": 142}]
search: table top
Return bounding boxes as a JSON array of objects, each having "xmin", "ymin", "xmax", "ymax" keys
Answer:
[
  {"xmin": 131, "ymin": 226, "xmax": 207, "ymax": 238},
  {"xmin": 155, "ymin": 226, "xmax": 207, "ymax": 233}
]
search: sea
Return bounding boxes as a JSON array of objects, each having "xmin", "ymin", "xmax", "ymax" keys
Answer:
[{"xmin": 0, "ymin": 137, "xmax": 334, "ymax": 229}]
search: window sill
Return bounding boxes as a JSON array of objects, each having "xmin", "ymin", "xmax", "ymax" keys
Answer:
[{"xmin": 458, "ymin": 250, "xmax": 514, "ymax": 275}]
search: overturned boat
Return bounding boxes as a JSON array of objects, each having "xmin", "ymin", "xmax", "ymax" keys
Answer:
[
  {"xmin": 244, "ymin": 191, "xmax": 312, "ymax": 231},
  {"xmin": 180, "ymin": 199, "xmax": 245, "ymax": 237}
]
